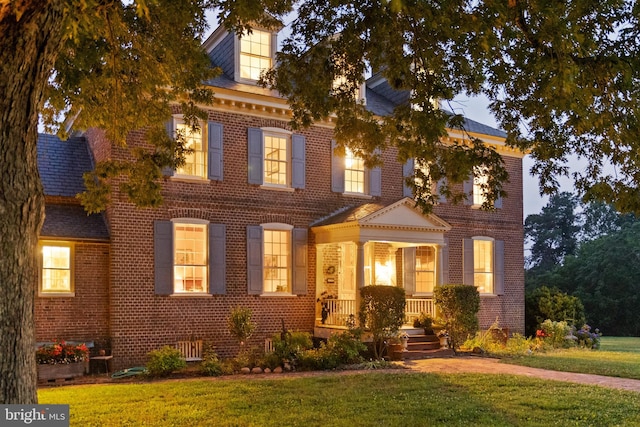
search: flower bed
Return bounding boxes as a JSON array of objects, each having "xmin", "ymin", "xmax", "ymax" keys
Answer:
[{"xmin": 36, "ymin": 341, "xmax": 90, "ymax": 381}]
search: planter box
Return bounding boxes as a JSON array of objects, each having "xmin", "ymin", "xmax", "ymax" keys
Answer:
[{"xmin": 38, "ymin": 362, "xmax": 88, "ymax": 381}]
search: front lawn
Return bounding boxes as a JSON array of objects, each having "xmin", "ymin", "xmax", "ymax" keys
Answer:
[
  {"xmin": 39, "ymin": 372, "xmax": 640, "ymax": 426},
  {"xmin": 500, "ymin": 336, "xmax": 640, "ymax": 379}
]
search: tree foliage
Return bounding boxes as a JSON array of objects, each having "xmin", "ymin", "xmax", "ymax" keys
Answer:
[
  {"xmin": 434, "ymin": 284, "xmax": 480, "ymax": 352},
  {"xmin": 215, "ymin": 0, "xmax": 640, "ymax": 214}
]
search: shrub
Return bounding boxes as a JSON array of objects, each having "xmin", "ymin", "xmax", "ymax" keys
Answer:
[
  {"xmin": 272, "ymin": 331, "xmax": 314, "ymax": 368},
  {"xmin": 413, "ymin": 312, "xmax": 434, "ymax": 335},
  {"xmin": 358, "ymin": 285, "xmax": 406, "ymax": 359},
  {"xmin": 325, "ymin": 329, "xmax": 366, "ymax": 365},
  {"xmin": 199, "ymin": 344, "xmax": 223, "ymax": 377},
  {"xmin": 434, "ymin": 284, "xmax": 480, "ymax": 352},
  {"xmin": 538, "ymin": 319, "xmax": 573, "ymax": 348},
  {"xmin": 146, "ymin": 346, "xmax": 186, "ymax": 377},
  {"xmin": 525, "ymin": 286, "xmax": 585, "ymax": 337},
  {"xmin": 228, "ymin": 307, "xmax": 256, "ymax": 348},
  {"xmin": 574, "ymin": 324, "xmax": 602, "ymax": 349}
]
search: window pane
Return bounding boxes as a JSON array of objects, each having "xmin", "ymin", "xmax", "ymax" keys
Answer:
[
  {"xmin": 473, "ymin": 169, "xmax": 488, "ymax": 206},
  {"xmin": 345, "ymin": 148, "xmax": 365, "ymax": 193},
  {"xmin": 41, "ymin": 245, "xmax": 71, "ymax": 292},
  {"xmin": 174, "ymin": 223, "xmax": 208, "ymax": 293},
  {"xmin": 264, "ymin": 135, "xmax": 288, "ymax": 185},
  {"xmin": 263, "ymin": 229, "xmax": 290, "ymax": 292},
  {"xmin": 415, "ymin": 246, "xmax": 435, "ymax": 293},
  {"xmin": 240, "ymin": 30, "xmax": 272, "ymax": 81},
  {"xmin": 473, "ymin": 240, "xmax": 493, "ymax": 293},
  {"xmin": 175, "ymin": 123, "xmax": 206, "ymax": 178}
]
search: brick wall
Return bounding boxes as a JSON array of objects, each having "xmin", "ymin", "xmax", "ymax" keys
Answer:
[
  {"xmin": 86, "ymin": 106, "xmax": 524, "ymax": 368},
  {"xmin": 35, "ymin": 242, "xmax": 111, "ymax": 351}
]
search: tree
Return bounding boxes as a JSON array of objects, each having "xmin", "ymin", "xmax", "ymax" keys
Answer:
[
  {"xmin": 214, "ymin": 0, "xmax": 640, "ymax": 214},
  {"xmin": 524, "ymin": 192, "xmax": 580, "ymax": 272},
  {"xmin": 358, "ymin": 286, "xmax": 406, "ymax": 359},
  {"xmin": 1, "ymin": 0, "xmax": 215, "ymax": 404}
]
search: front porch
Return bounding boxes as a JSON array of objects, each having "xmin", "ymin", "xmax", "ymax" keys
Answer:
[{"xmin": 311, "ymin": 198, "xmax": 451, "ymax": 337}]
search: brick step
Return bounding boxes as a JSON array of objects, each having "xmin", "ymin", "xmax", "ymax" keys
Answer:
[
  {"xmin": 408, "ymin": 334, "xmax": 440, "ymax": 343},
  {"xmin": 407, "ymin": 341, "xmax": 441, "ymax": 351},
  {"xmin": 402, "ymin": 348, "xmax": 455, "ymax": 360}
]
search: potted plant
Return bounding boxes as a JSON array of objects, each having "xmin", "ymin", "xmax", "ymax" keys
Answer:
[
  {"xmin": 437, "ymin": 330, "xmax": 449, "ymax": 348},
  {"xmin": 36, "ymin": 341, "xmax": 89, "ymax": 381},
  {"xmin": 386, "ymin": 335, "xmax": 405, "ymax": 361},
  {"xmin": 316, "ymin": 291, "xmax": 337, "ymax": 324},
  {"xmin": 413, "ymin": 313, "xmax": 435, "ymax": 335}
]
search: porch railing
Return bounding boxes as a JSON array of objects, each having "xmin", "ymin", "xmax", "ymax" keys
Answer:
[
  {"xmin": 321, "ymin": 299, "xmax": 357, "ymax": 327},
  {"xmin": 404, "ymin": 298, "xmax": 435, "ymax": 325},
  {"xmin": 318, "ymin": 297, "xmax": 435, "ymax": 327}
]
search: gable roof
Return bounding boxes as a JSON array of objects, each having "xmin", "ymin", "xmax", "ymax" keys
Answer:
[{"xmin": 37, "ymin": 134, "xmax": 110, "ymax": 241}]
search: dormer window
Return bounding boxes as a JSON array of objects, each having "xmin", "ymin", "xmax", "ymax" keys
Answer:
[{"xmin": 238, "ymin": 29, "xmax": 274, "ymax": 82}]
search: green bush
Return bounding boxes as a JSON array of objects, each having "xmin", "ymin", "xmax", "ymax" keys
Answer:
[
  {"xmin": 525, "ymin": 286, "xmax": 585, "ymax": 337},
  {"xmin": 199, "ymin": 344, "xmax": 223, "ymax": 377},
  {"xmin": 325, "ymin": 329, "xmax": 366, "ymax": 365},
  {"xmin": 146, "ymin": 346, "xmax": 186, "ymax": 377},
  {"xmin": 272, "ymin": 331, "xmax": 314, "ymax": 368},
  {"xmin": 358, "ymin": 285, "xmax": 406, "ymax": 359},
  {"xmin": 539, "ymin": 319, "xmax": 573, "ymax": 348},
  {"xmin": 434, "ymin": 284, "xmax": 480, "ymax": 352}
]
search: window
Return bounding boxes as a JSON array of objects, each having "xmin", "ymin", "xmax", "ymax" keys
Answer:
[
  {"xmin": 415, "ymin": 246, "xmax": 436, "ymax": 293},
  {"xmin": 264, "ymin": 133, "xmax": 289, "ymax": 186},
  {"xmin": 40, "ymin": 242, "xmax": 73, "ymax": 294},
  {"xmin": 263, "ymin": 228, "xmax": 291, "ymax": 293},
  {"xmin": 154, "ymin": 220, "xmax": 226, "ymax": 296},
  {"xmin": 248, "ymin": 128, "xmax": 305, "ymax": 189},
  {"xmin": 463, "ymin": 237, "xmax": 503, "ymax": 295},
  {"xmin": 175, "ymin": 120, "xmax": 206, "ymax": 179},
  {"xmin": 344, "ymin": 148, "xmax": 365, "ymax": 193},
  {"xmin": 473, "ymin": 239, "xmax": 494, "ymax": 294},
  {"xmin": 239, "ymin": 29, "xmax": 272, "ymax": 81},
  {"xmin": 473, "ymin": 168, "xmax": 488, "ymax": 207},
  {"xmin": 246, "ymin": 224, "xmax": 308, "ymax": 296},
  {"xmin": 173, "ymin": 222, "xmax": 208, "ymax": 293}
]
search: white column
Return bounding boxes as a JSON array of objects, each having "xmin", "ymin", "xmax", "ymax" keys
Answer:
[{"xmin": 355, "ymin": 241, "xmax": 365, "ymax": 323}]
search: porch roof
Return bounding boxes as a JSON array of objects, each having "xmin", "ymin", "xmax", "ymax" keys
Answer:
[{"xmin": 311, "ymin": 197, "xmax": 451, "ymax": 245}]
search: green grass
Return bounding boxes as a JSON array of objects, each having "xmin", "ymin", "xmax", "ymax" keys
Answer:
[
  {"xmin": 39, "ymin": 372, "xmax": 640, "ymax": 426},
  {"xmin": 501, "ymin": 336, "xmax": 640, "ymax": 379}
]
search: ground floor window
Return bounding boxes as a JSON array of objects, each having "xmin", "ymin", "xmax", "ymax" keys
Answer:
[
  {"xmin": 474, "ymin": 239, "xmax": 494, "ymax": 294},
  {"xmin": 263, "ymin": 228, "xmax": 291, "ymax": 293},
  {"xmin": 40, "ymin": 242, "xmax": 73, "ymax": 294},
  {"xmin": 415, "ymin": 246, "xmax": 436, "ymax": 293},
  {"xmin": 174, "ymin": 222, "xmax": 208, "ymax": 293}
]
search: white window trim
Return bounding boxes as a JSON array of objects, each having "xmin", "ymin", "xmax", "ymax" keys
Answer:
[
  {"xmin": 414, "ymin": 245, "xmax": 437, "ymax": 295},
  {"xmin": 171, "ymin": 116, "xmax": 208, "ymax": 181},
  {"xmin": 260, "ymin": 223, "xmax": 294, "ymax": 296},
  {"xmin": 171, "ymin": 218, "xmax": 209, "ymax": 295},
  {"xmin": 261, "ymin": 129, "xmax": 292, "ymax": 189},
  {"xmin": 472, "ymin": 236, "xmax": 495, "ymax": 295},
  {"xmin": 235, "ymin": 29, "xmax": 277, "ymax": 85},
  {"xmin": 343, "ymin": 148, "xmax": 368, "ymax": 196},
  {"xmin": 38, "ymin": 241, "xmax": 75, "ymax": 297},
  {"xmin": 471, "ymin": 168, "xmax": 489, "ymax": 209}
]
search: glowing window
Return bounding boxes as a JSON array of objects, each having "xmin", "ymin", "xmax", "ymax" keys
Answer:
[
  {"xmin": 41, "ymin": 244, "xmax": 72, "ymax": 293},
  {"xmin": 264, "ymin": 134, "xmax": 289, "ymax": 186},
  {"xmin": 415, "ymin": 246, "xmax": 436, "ymax": 293},
  {"xmin": 240, "ymin": 29, "xmax": 272, "ymax": 81},
  {"xmin": 175, "ymin": 122, "xmax": 206, "ymax": 178},
  {"xmin": 344, "ymin": 148, "xmax": 365, "ymax": 193},
  {"xmin": 473, "ymin": 169, "xmax": 488, "ymax": 206},
  {"xmin": 174, "ymin": 223, "xmax": 208, "ymax": 293},
  {"xmin": 263, "ymin": 229, "xmax": 290, "ymax": 293},
  {"xmin": 474, "ymin": 239, "xmax": 494, "ymax": 294}
]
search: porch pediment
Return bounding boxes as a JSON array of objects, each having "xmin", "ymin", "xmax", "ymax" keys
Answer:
[{"xmin": 311, "ymin": 198, "xmax": 451, "ymax": 244}]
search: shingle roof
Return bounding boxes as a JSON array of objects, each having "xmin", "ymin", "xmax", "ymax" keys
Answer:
[
  {"xmin": 41, "ymin": 204, "xmax": 110, "ymax": 241},
  {"xmin": 311, "ymin": 202, "xmax": 387, "ymax": 227},
  {"xmin": 37, "ymin": 134, "xmax": 110, "ymax": 241},
  {"xmin": 37, "ymin": 133, "xmax": 94, "ymax": 197}
]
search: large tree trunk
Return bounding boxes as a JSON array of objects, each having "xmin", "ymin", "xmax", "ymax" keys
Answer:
[{"xmin": 0, "ymin": 2, "xmax": 66, "ymax": 404}]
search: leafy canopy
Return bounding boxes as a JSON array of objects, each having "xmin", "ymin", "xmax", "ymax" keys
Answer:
[{"xmin": 213, "ymin": 0, "xmax": 640, "ymax": 213}]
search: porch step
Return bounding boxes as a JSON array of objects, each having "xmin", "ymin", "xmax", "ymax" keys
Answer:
[
  {"xmin": 402, "ymin": 348, "xmax": 455, "ymax": 360},
  {"xmin": 398, "ymin": 334, "xmax": 449, "ymax": 360}
]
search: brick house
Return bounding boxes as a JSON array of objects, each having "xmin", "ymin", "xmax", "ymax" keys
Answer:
[{"xmin": 35, "ymin": 24, "xmax": 524, "ymax": 369}]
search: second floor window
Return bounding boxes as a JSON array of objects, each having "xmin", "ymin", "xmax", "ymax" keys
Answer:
[
  {"xmin": 240, "ymin": 29, "xmax": 272, "ymax": 81},
  {"xmin": 473, "ymin": 168, "xmax": 488, "ymax": 207},
  {"xmin": 264, "ymin": 133, "xmax": 289, "ymax": 186},
  {"xmin": 175, "ymin": 121, "xmax": 206, "ymax": 179},
  {"xmin": 345, "ymin": 148, "xmax": 365, "ymax": 193}
]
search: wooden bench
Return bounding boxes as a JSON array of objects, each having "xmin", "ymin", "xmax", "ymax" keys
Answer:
[{"xmin": 176, "ymin": 340, "xmax": 203, "ymax": 362}]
